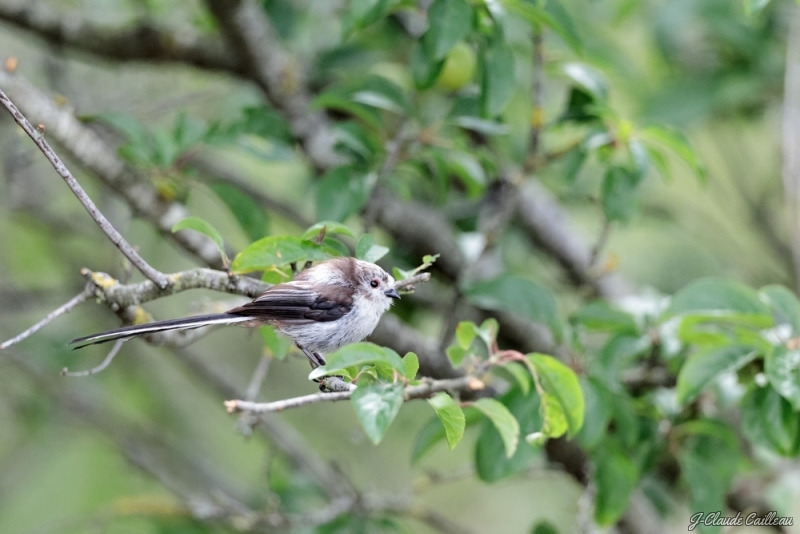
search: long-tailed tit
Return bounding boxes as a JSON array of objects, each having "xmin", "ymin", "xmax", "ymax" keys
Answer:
[{"xmin": 71, "ymin": 257, "xmax": 401, "ymax": 368}]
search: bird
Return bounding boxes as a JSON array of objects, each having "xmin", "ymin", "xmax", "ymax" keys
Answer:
[{"xmin": 70, "ymin": 257, "xmax": 401, "ymax": 369}]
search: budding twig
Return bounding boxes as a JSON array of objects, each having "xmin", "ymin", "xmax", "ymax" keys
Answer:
[{"xmin": 0, "ymin": 87, "xmax": 170, "ymax": 288}]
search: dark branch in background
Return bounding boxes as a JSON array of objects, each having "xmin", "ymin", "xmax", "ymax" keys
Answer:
[
  {"xmin": 516, "ymin": 180, "xmax": 631, "ymax": 299},
  {"xmin": 0, "ymin": 0, "xmax": 242, "ymax": 75},
  {"xmin": 0, "ymin": 87, "xmax": 170, "ymax": 287},
  {"xmin": 203, "ymin": 0, "xmax": 340, "ymax": 171},
  {"xmin": 0, "ymin": 70, "xmax": 224, "ymax": 268}
]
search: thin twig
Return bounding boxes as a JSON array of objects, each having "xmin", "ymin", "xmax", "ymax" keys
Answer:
[
  {"xmin": 394, "ymin": 272, "xmax": 431, "ymax": 292},
  {"xmin": 588, "ymin": 217, "xmax": 611, "ymax": 270},
  {"xmin": 363, "ymin": 120, "xmax": 411, "ymax": 231},
  {"xmin": 0, "ymin": 287, "xmax": 91, "ymax": 349},
  {"xmin": 0, "ymin": 88, "xmax": 170, "ymax": 288},
  {"xmin": 61, "ymin": 339, "xmax": 125, "ymax": 376},
  {"xmin": 244, "ymin": 354, "xmax": 272, "ymax": 401},
  {"xmin": 524, "ymin": 29, "xmax": 545, "ymax": 174},
  {"xmin": 225, "ymin": 375, "xmax": 484, "ymax": 415}
]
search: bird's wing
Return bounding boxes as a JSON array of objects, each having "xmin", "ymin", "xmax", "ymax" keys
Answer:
[{"xmin": 225, "ymin": 282, "xmax": 354, "ymax": 324}]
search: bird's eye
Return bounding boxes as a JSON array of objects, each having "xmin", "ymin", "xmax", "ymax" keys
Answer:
[{"xmin": 370, "ymin": 279, "xmax": 380, "ymax": 288}]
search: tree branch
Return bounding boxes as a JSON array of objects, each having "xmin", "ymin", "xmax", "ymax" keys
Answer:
[
  {"xmin": 203, "ymin": 0, "xmax": 340, "ymax": 172},
  {"xmin": 226, "ymin": 375, "xmax": 484, "ymax": 415},
  {"xmin": 516, "ymin": 179, "xmax": 632, "ymax": 299},
  {"xmin": 0, "ymin": 86, "xmax": 169, "ymax": 287},
  {"xmin": 0, "ymin": 0, "xmax": 241, "ymax": 74}
]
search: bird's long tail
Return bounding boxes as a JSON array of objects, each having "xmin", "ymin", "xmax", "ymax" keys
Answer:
[{"xmin": 70, "ymin": 313, "xmax": 252, "ymax": 349}]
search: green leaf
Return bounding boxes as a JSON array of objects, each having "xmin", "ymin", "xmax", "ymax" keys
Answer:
[
  {"xmin": 494, "ymin": 362, "xmax": 531, "ymax": 396},
  {"xmin": 743, "ymin": 0, "xmax": 772, "ymax": 17},
  {"xmin": 527, "ymin": 391, "xmax": 568, "ymax": 445},
  {"xmin": 765, "ymin": 345, "xmax": 800, "ymax": 410},
  {"xmin": 679, "ymin": 428, "xmax": 739, "ymax": 532},
  {"xmin": 480, "ymin": 37, "xmax": 516, "ymax": 117},
  {"xmin": 351, "ymin": 382, "xmax": 404, "ymax": 444},
  {"xmin": 231, "ymin": 236, "xmax": 334, "ymax": 273},
  {"xmin": 316, "ymin": 166, "xmax": 372, "ymax": 222},
  {"xmin": 676, "ymin": 345, "xmax": 757, "ymax": 405},
  {"xmin": 446, "ymin": 345, "xmax": 468, "ymax": 367},
  {"xmin": 561, "ymin": 63, "xmax": 608, "ymax": 102},
  {"xmin": 348, "ymin": 0, "xmax": 397, "ymax": 29},
  {"xmin": 503, "ymin": 0, "xmax": 582, "ymax": 54},
  {"xmin": 760, "ymin": 284, "xmax": 800, "ymax": 336},
  {"xmin": 601, "ymin": 166, "xmax": 641, "ymax": 223},
  {"xmin": 411, "ymin": 416, "xmax": 448, "ymax": 463},
  {"xmin": 172, "ymin": 217, "xmax": 227, "ymax": 262},
  {"xmin": 260, "ymin": 325, "xmax": 291, "ymax": 360},
  {"xmin": 455, "ymin": 321, "xmax": 479, "ymax": 350},
  {"xmin": 528, "ymin": 354, "xmax": 584, "ymax": 438},
  {"xmin": 571, "ymin": 301, "xmax": 639, "ymax": 335},
  {"xmin": 473, "ymin": 398, "xmax": 520, "ymax": 458},
  {"xmin": 351, "ymin": 76, "xmax": 409, "ymax": 115},
  {"xmin": 412, "ymin": 408, "xmax": 482, "ymax": 463},
  {"xmin": 531, "ymin": 520, "xmax": 560, "ymax": 534},
  {"xmin": 208, "ymin": 182, "xmax": 269, "ymax": 242},
  {"xmin": 410, "ymin": 41, "xmax": 445, "ymax": 90},
  {"xmin": 428, "ymin": 393, "xmax": 466, "ymax": 450},
  {"xmin": 309, "ymin": 342, "xmax": 406, "ymax": 380},
  {"xmin": 474, "ymin": 388, "xmax": 540, "ymax": 482},
  {"xmin": 444, "ymin": 151, "xmax": 487, "ymax": 197},
  {"xmin": 639, "ymin": 126, "xmax": 707, "ymax": 183},
  {"xmin": 465, "ymin": 276, "xmax": 561, "ymax": 339},
  {"xmin": 355, "ymin": 234, "xmax": 390, "ymax": 263},
  {"xmin": 666, "ymin": 278, "xmax": 773, "ymax": 324},
  {"xmin": 313, "ymin": 93, "xmax": 383, "ymax": 132},
  {"xmin": 424, "ymin": 0, "xmax": 473, "ymax": 61},
  {"xmin": 576, "ymin": 377, "xmax": 613, "ymax": 450},
  {"xmin": 741, "ymin": 385, "xmax": 800, "ymax": 456},
  {"xmin": 452, "ymin": 116, "xmax": 508, "ymax": 136},
  {"xmin": 301, "ymin": 221, "xmax": 357, "ymax": 241},
  {"xmin": 593, "ymin": 440, "xmax": 638, "ymax": 525},
  {"xmin": 403, "ymin": 352, "xmax": 419, "ymax": 380}
]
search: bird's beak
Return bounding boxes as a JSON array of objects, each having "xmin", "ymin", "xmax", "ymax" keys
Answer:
[{"xmin": 384, "ymin": 288, "xmax": 401, "ymax": 299}]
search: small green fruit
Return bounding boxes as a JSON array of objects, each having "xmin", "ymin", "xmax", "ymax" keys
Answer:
[{"xmin": 436, "ymin": 42, "xmax": 476, "ymax": 92}]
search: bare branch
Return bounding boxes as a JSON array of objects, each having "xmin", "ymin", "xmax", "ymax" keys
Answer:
[
  {"xmin": 226, "ymin": 375, "xmax": 484, "ymax": 415},
  {"xmin": 0, "ymin": 0, "xmax": 241, "ymax": 74},
  {"xmin": 588, "ymin": 217, "xmax": 612, "ymax": 270},
  {"xmin": 0, "ymin": 86, "xmax": 169, "ymax": 287},
  {"xmin": 394, "ymin": 272, "xmax": 431, "ymax": 291},
  {"xmin": 0, "ymin": 286, "xmax": 91, "ymax": 349}
]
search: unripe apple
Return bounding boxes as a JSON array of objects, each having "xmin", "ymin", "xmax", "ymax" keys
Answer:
[{"xmin": 436, "ymin": 42, "xmax": 476, "ymax": 92}]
